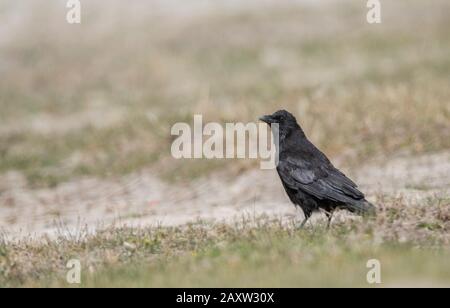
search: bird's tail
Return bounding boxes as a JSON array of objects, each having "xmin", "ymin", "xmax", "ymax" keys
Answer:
[{"xmin": 348, "ymin": 200, "xmax": 376, "ymax": 216}]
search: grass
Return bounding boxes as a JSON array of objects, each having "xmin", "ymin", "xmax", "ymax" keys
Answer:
[
  {"xmin": 1, "ymin": 196, "xmax": 449, "ymax": 288},
  {"xmin": 1, "ymin": 0, "xmax": 450, "ymax": 187},
  {"xmin": 1, "ymin": 0, "xmax": 449, "ymax": 288}
]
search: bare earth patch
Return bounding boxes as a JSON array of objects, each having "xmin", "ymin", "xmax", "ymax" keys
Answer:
[{"xmin": 1, "ymin": 151, "xmax": 449, "ymax": 240}]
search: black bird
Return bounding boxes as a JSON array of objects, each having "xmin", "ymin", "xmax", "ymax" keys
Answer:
[{"xmin": 260, "ymin": 110, "xmax": 375, "ymax": 228}]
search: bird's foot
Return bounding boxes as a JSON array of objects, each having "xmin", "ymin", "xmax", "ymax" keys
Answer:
[{"xmin": 296, "ymin": 219, "xmax": 308, "ymax": 230}]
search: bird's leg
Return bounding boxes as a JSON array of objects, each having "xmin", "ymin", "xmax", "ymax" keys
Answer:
[
  {"xmin": 325, "ymin": 211, "xmax": 334, "ymax": 229},
  {"xmin": 299, "ymin": 218, "xmax": 308, "ymax": 229},
  {"xmin": 298, "ymin": 212, "xmax": 311, "ymax": 229}
]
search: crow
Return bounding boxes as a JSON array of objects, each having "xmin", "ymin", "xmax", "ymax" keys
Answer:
[{"xmin": 260, "ymin": 110, "xmax": 375, "ymax": 228}]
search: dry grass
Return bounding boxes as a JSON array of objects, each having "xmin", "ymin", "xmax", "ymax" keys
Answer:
[
  {"xmin": 0, "ymin": 0, "xmax": 449, "ymax": 186},
  {"xmin": 1, "ymin": 0, "xmax": 450, "ymax": 288},
  {"xmin": 0, "ymin": 195, "xmax": 449, "ymax": 287}
]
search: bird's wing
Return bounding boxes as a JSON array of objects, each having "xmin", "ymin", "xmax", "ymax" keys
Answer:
[{"xmin": 278, "ymin": 157, "xmax": 364, "ymax": 203}]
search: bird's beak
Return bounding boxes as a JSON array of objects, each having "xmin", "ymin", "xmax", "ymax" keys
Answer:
[{"xmin": 259, "ymin": 115, "xmax": 274, "ymax": 124}]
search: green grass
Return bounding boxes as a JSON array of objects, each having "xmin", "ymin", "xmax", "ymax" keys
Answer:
[
  {"xmin": 68, "ymin": 239, "xmax": 447, "ymax": 288},
  {"xmin": 1, "ymin": 195, "xmax": 449, "ymax": 288},
  {"xmin": 75, "ymin": 228, "xmax": 450, "ymax": 288},
  {"xmin": 3, "ymin": 224, "xmax": 449, "ymax": 288}
]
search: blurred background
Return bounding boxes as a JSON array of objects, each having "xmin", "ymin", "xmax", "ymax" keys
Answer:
[
  {"xmin": 1, "ymin": 0, "xmax": 450, "ymax": 288},
  {"xmin": 0, "ymin": 0, "xmax": 449, "ymax": 235}
]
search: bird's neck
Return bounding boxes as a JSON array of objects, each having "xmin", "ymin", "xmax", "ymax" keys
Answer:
[{"xmin": 280, "ymin": 128, "xmax": 306, "ymax": 153}]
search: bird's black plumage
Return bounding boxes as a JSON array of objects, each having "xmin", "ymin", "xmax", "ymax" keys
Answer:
[{"xmin": 260, "ymin": 110, "xmax": 375, "ymax": 227}]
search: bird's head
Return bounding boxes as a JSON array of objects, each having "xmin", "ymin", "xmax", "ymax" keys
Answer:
[{"xmin": 259, "ymin": 110, "xmax": 302, "ymax": 138}]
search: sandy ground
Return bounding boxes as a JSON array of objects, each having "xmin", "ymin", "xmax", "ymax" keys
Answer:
[
  {"xmin": 1, "ymin": 151, "xmax": 449, "ymax": 240},
  {"xmin": 0, "ymin": 0, "xmax": 449, "ymax": 240}
]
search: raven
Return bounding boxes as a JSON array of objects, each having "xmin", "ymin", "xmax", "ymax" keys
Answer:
[{"xmin": 260, "ymin": 110, "xmax": 375, "ymax": 228}]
